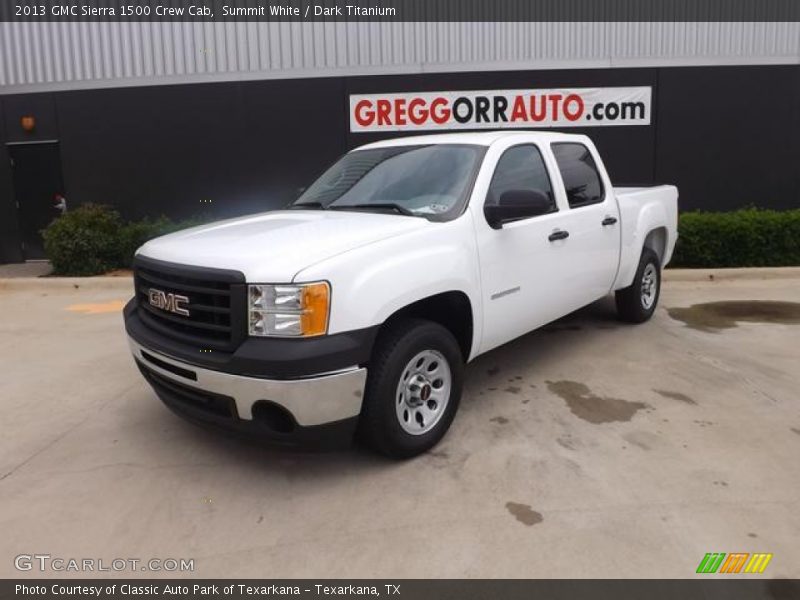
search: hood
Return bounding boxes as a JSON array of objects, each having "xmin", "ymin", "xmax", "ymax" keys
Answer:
[{"xmin": 136, "ymin": 209, "xmax": 431, "ymax": 282}]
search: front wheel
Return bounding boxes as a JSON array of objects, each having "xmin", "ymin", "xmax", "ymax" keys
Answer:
[
  {"xmin": 615, "ymin": 247, "xmax": 661, "ymax": 323},
  {"xmin": 358, "ymin": 319, "xmax": 464, "ymax": 459}
]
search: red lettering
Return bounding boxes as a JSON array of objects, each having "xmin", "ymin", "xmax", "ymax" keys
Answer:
[
  {"xmin": 530, "ymin": 95, "xmax": 547, "ymax": 121},
  {"xmin": 408, "ymin": 98, "xmax": 427, "ymax": 125},
  {"xmin": 511, "ymin": 96, "xmax": 528, "ymax": 122},
  {"xmin": 548, "ymin": 94, "xmax": 563, "ymax": 121},
  {"xmin": 430, "ymin": 97, "xmax": 451, "ymax": 124},
  {"xmin": 354, "ymin": 99, "xmax": 374, "ymax": 127},
  {"xmin": 394, "ymin": 98, "xmax": 407, "ymax": 126},
  {"xmin": 563, "ymin": 94, "xmax": 584, "ymax": 121},
  {"xmin": 376, "ymin": 99, "xmax": 392, "ymax": 126}
]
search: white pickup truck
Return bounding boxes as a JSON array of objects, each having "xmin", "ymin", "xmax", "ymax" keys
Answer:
[{"xmin": 124, "ymin": 131, "xmax": 677, "ymax": 458}]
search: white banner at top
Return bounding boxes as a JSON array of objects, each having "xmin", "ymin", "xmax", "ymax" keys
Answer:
[{"xmin": 350, "ymin": 87, "xmax": 652, "ymax": 132}]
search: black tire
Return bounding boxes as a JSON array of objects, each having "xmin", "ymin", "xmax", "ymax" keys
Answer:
[
  {"xmin": 615, "ymin": 247, "xmax": 661, "ymax": 323},
  {"xmin": 357, "ymin": 318, "xmax": 464, "ymax": 459}
]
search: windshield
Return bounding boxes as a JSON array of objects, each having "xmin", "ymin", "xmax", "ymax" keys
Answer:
[{"xmin": 292, "ymin": 144, "xmax": 484, "ymax": 220}]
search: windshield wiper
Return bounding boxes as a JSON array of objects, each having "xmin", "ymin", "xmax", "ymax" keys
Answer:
[{"xmin": 329, "ymin": 203, "xmax": 417, "ymax": 217}]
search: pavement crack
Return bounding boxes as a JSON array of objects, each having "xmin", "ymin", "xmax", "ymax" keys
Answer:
[
  {"xmin": 0, "ymin": 419, "xmax": 88, "ymax": 483},
  {"xmin": 0, "ymin": 381, "xmax": 138, "ymax": 484}
]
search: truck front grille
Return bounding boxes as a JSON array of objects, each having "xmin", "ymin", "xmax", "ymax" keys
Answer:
[{"xmin": 133, "ymin": 256, "xmax": 246, "ymax": 352}]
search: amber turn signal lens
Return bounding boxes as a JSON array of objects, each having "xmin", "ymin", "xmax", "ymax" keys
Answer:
[{"xmin": 300, "ymin": 282, "xmax": 330, "ymax": 336}]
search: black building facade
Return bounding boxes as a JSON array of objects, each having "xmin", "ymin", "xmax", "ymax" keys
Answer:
[{"xmin": 1, "ymin": 63, "xmax": 799, "ymax": 264}]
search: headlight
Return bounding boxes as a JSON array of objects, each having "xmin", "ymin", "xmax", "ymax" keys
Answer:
[{"xmin": 248, "ymin": 282, "xmax": 330, "ymax": 337}]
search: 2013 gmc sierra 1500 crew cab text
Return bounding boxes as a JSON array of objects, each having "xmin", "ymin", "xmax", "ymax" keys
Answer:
[{"xmin": 124, "ymin": 131, "xmax": 678, "ymax": 458}]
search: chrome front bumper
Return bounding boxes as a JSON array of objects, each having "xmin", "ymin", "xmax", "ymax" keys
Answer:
[{"xmin": 128, "ymin": 337, "xmax": 367, "ymax": 427}]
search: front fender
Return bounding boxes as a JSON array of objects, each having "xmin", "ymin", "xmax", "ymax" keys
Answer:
[{"xmin": 293, "ymin": 216, "xmax": 483, "ymax": 355}]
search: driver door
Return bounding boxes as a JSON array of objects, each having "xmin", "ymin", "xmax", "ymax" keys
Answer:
[{"xmin": 474, "ymin": 143, "xmax": 574, "ymax": 354}]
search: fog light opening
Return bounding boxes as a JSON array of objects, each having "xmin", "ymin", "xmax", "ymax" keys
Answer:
[{"xmin": 251, "ymin": 401, "xmax": 296, "ymax": 434}]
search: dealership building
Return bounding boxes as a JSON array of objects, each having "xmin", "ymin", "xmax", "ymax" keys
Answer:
[{"xmin": 1, "ymin": 18, "xmax": 800, "ymax": 263}]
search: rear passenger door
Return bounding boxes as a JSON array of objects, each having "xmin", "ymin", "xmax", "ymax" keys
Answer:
[{"xmin": 550, "ymin": 142, "xmax": 621, "ymax": 310}]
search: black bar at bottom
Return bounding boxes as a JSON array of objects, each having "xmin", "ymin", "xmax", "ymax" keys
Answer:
[{"xmin": 2, "ymin": 580, "xmax": 799, "ymax": 600}]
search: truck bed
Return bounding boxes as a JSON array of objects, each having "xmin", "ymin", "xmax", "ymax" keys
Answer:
[
  {"xmin": 614, "ymin": 185, "xmax": 675, "ymax": 198},
  {"xmin": 612, "ymin": 184, "xmax": 679, "ymax": 290}
]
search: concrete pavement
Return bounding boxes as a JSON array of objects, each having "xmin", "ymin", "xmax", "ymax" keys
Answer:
[{"xmin": 0, "ymin": 271, "xmax": 798, "ymax": 578}]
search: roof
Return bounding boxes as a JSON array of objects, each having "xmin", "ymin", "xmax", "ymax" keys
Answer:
[
  {"xmin": 355, "ymin": 130, "xmax": 586, "ymax": 150},
  {"xmin": 2, "ymin": 22, "xmax": 795, "ymax": 95}
]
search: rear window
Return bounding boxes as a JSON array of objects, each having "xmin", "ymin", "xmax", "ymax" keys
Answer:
[{"xmin": 552, "ymin": 143, "xmax": 605, "ymax": 208}]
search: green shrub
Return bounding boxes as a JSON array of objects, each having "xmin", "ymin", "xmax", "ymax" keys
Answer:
[
  {"xmin": 44, "ymin": 206, "xmax": 798, "ymax": 274},
  {"xmin": 43, "ymin": 205, "xmax": 209, "ymax": 275},
  {"xmin": 118, "ymin": 216, "xmax": 205, "ymax": 268},
  {"xmin": 672, "ymin": 208, "xmax": 800, "ymax": 268},
  {"xmin": 42, "ymin": 204, "xmax": 124, "ymax": 276}
]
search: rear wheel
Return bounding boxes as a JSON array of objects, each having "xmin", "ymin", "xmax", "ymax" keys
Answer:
[
  {"xmin": 616, "ymin": 247, "xmax": 661, "ymax": 323},
  {"xmin": 358, "ymin": 319, "xmax": 463, "ymax": 459}
]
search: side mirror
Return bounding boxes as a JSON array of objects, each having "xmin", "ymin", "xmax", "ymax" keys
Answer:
[{"xmin": 484, "ymin": 189, "xmax": 553, "ymax": 229}]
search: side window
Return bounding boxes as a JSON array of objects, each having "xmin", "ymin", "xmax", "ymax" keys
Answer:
[
  {"xmin": 552, "ymin": 143, "xmax": 605, "ymax": 208},
  {"xmin": 486, "ymin": 145, "xmax": 556, "ymax": 213}
]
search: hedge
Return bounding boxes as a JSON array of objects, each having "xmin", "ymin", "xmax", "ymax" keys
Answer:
[
  {"xmin": 42, "ymin": 204, "xmax": 206, "ymax": 276},
  {"xmin": 670, "ymin": 208, "xmax": 800, "ymax": 268},
  {"xmin": 42, "ymin": 204, "xmax": 125, "ymax": 276},
  {"xmin": 41, "ymin": 205, "xmax": 800, "ymax": 275},
  {"xmin": 117, "ymin": 215, "xmax": 206, "ymax": 267}
]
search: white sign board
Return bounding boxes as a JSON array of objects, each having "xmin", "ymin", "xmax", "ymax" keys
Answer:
[{"xmin": 350, "ymin": 87, "xmax": 652, "ymax": 132}]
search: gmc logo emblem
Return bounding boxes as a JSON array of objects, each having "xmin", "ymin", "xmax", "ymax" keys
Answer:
[{"xmin": 148, "ymin": 288, "xmax": 190, "ymax": 317}]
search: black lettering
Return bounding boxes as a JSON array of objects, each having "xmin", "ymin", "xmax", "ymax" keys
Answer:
[
  {"xmin": 474, "ymin": 96, "xmax": 490, "ymax": 123},
  {"xmin": 493, "ymin": 96, "xmax": 508, "ymax": 122},
  {"xmin": 621, "ymin": 101, "xmax": 645, "ymax": 120},
  {"xmin": 452, "ymin": 98, "xmax": 473, "ymax": 123}
]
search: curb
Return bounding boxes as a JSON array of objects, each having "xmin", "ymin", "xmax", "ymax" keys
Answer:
[
  {"xmin": 663, "ymin": 267, "xmax": 800, "ymax": 282},
  {"xmin": 0, "ymin": 276, "xmax": 133, "ymax": 293},
  {"xmin": 1, "ymin": 267, "xmax": 798, "ymax": 291}
]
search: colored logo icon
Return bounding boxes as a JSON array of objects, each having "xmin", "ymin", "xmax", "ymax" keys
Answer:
[{"xmin": 696, "ymin": 553, "xmax": 773, "ymax": 574}]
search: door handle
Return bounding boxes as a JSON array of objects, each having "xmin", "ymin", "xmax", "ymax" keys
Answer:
[
  {"xmin": 602, "ymin": 216, "xmax": 618, "ymax": 226},
  {"xmin": 548, "ymin": 230, "xmax": 570, "ymax": 242}
]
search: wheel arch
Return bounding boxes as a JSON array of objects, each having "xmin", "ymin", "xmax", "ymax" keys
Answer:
[
  {"xmin": 379, "ymin": 291, "xmax": 474, "ymax": 362},
  {"xmin": 643, "ymin": 227, "xmax": 668, "ymax": 265},
  {"xmin": 614, "ymin": 202, "xmax": 672, "ymax": 291}
]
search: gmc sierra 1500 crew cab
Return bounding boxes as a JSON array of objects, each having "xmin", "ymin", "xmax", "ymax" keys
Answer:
[{"xmin": 124, "ymin": 131, "xmax": 678, "ymax": 458}]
